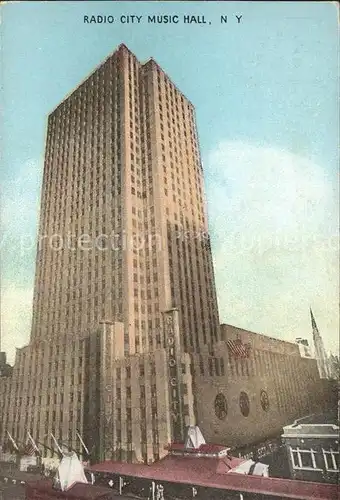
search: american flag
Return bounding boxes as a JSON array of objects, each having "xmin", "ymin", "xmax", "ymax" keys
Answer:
[
  {"xmin": 227, "ymin": 338, "xmax": 251, "ymax": 358},
  {"xmin": 24, "ymin": 432, "xmax": 40, "ymax": 456},
  {"xmin": 24, "ymin": 440, "xmax": 36, "ymax": 456}
]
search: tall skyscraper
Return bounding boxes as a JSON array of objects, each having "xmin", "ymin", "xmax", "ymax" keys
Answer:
[
  {"xmin": 0, "ymin": 44, "xmax": 220, "ymax": 462},
  {"xmin": 31, "ymin": 43, "xmax": 220, "ymax": 355}
]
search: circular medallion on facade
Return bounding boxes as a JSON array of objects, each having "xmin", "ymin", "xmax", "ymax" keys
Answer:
[
  {"xmin": 239, "ymin": 391, "xmax": 250, "ymax": 417},
  {"xmin": 260, "ymin": 389, "xmax": 270, "ymax": 412},
  {"xmin": 214, "ymin": 393, "xmax": 228, "ymax": 420}
]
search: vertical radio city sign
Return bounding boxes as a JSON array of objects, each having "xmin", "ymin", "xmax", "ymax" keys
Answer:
[{"xmin": 163, "ymin": 309, "xmax": 185, "ymax": 442}]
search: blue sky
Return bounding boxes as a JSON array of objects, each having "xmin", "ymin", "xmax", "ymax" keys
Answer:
[{"xmin": 1, "ymin": 1, "xmax": 339, "ymax": 363}]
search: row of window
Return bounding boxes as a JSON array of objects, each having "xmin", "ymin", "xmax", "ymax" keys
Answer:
[{"xmin": 290, "ymin": 446, "xmax": 339, "ymax": 472}]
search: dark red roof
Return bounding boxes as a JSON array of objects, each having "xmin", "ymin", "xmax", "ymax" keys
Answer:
[
  {"xmin": 89, "ymin": 455, "xmax": 337, "ymax": 499},
  {"xmin": 91, "ymin": 455, "xmax": 243, "ymax": 478},
  {"xmin": 200, "ymin": 443, "xmax": 229, "ymax": 453},
  {"xmin": 25, "ymin": 480, "xmax": 115, "ymax": 499},
  {"xmin": 167, "ymin": 442, "xmax": 229, "ymax": 454},
  {"xmin": 149, "ymin": 455, "xmax": 244, "ymax": 474}
]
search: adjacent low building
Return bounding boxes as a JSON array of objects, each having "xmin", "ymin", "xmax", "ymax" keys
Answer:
[
  {"xmin": 190, "ymin": 324, "xmax": 328, "ymax": 450},
  {"xmin": 282, "ymin": 411, "xmax": 339, "ymax": 483},
  {"xmin": 1, "ymin": 315, "xmax": 333, "ymax": 465}
]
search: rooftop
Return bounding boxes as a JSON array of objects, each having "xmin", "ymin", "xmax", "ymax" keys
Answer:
[
  {"xmin": 50, "ymin": 43, "xmax": 193, "ymax": 116},
  {"xmin": 167, "ymin": 442, "xmax": 230, "ymax": 454},
  {"xmin": 292, "ymin": 411, "xmax": 339, "ymax": 426},
  {"xmin": 89, "ymin": 455, "xmax": 337, "ymax": 499}
]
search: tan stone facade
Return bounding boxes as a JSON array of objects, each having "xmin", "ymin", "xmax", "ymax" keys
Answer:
[
  {"xmin": 1, "ymin": 339, "xmax": 86, "ymax": 455},
  {"xmin": 83, "ymin": 313, "xmax": 195, "ymax": 464},
  {"xmin": 30, "ymin": 43, "xmax": 219, "ymax": 355},
  {"xmin": 191, "ymin": 325, "xmax": 326, "ymax": 449},
  {"xmin": 0, "ymin": 320, "xmax": 328, "ymax": 462}
]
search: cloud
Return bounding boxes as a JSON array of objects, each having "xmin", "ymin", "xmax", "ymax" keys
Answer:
[
  {"xmin": 1, "ymin": 147, "xmax": 338, "ymax": 363},
  {"xmin": 1, "ymin": 159, "xmax": 41, "ymax": 363},
  {"xmin": 1, "ymin": 286, "xmax": 33, "ymax": 364},
  {"xmin": 205, "ymin": 141, "xmax": 339, "ymax": 353},
  {"xmin": 1, "ymin": 159, "xmax": 41, "ymax": 244}
]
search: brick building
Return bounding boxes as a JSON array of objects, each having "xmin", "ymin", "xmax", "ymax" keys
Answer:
[{"xmin": 282, "ymin": 412, "xmax": 339, "ymax": 483}]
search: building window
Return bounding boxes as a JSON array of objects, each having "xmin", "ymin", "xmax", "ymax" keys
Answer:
[
  {"xmin": 260, "ymin": 389, "xmax": 270, "ymax": 412},
  {"xmin": 214, "ymin": 393, "xmax": 228, "ymax": 420},
  {"xmin": 322, "ymin": 448, "xmax": 339, "ymax": 472},
  {"xmin": 214, "ymin": 357, "xmax": 220, "ymax": 376},
  {"xmin": 220, "ymin": 357, "xmax": 225, "ymax": 376},
  {"xmin": 239, "ymin": 391, "xmax": 250, "ymax": 417},
  {"xmin": 290, "ymin": 447, "xmax": 320, "ymax": 470},
  {"xmin": 199, "ymin": 357, "xmax": 204, "ymax": 375}
]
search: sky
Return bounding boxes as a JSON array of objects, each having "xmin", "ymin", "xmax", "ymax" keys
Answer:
[{"xmin": 1, "ymin": 1, "xmax": 339, "ymax": 364}]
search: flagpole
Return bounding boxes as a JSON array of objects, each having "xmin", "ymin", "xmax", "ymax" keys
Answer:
[
  {"xmin": 76, "ymin": 431, "xmax": 90, "ymax": 456},
  {"xmin": 6, "ymin": 431, "xmax": 19, "ymax": 451},
  {"xmin": 50, "ymin": 433, "xmax": 63, "ymax": 456}
]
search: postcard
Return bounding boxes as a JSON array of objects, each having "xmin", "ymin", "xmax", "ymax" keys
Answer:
[{"xmin": 0, "ymin": 2, "xmax": 338, "ymax": 499}]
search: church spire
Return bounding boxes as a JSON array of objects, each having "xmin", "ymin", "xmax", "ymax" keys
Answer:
[
  {"xmin": 310, "ymin": 308, "xmax": 329, "ymax": 379},
  {"xmin": 310, "ymin": 307, "xmax": 318, "ymax": 332}
]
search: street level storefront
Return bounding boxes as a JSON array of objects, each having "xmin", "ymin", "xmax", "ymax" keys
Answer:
[
  {"xmin": 232, "ymin": 435, "xmax": 291, "ymax": 478},
  {"xmin": 233, "ymin": 436, "xmax": 283, "ymax": 461}
]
